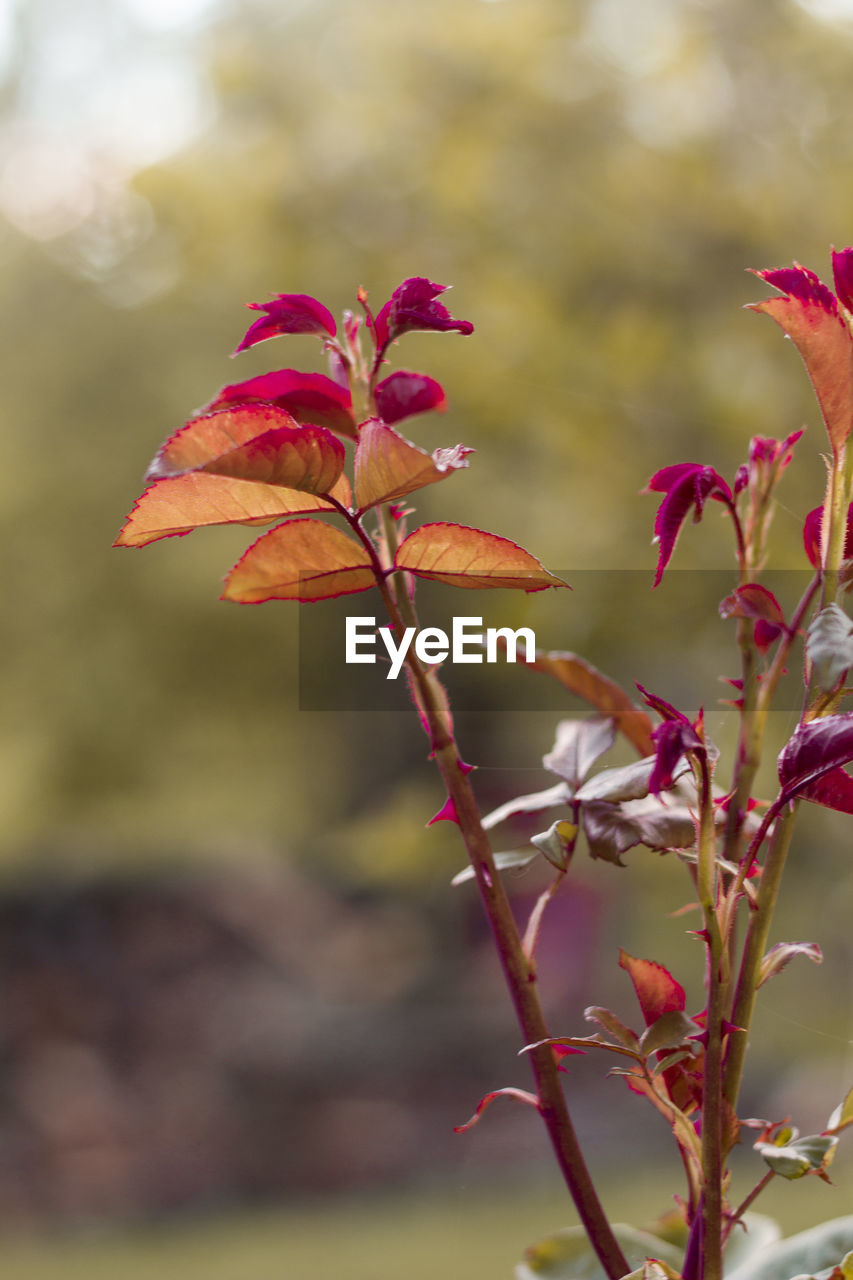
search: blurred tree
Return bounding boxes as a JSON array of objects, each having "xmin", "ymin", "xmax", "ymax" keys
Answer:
[{"xmin": 3, "ymin": 0, "xmax": 853, "ymax": 878}]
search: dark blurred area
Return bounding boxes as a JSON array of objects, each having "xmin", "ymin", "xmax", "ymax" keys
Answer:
[{"xmin": 2, "ymin": 0, "xmax": 853, "ymax": 1249}]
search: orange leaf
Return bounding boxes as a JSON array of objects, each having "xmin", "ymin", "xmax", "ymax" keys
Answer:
[
  {"xmin": 148, "ymin": 405, "xmax": 345, "ymax": 494},
  {"xmin": 523, "ymin": 651, "xmax": 654, "ymax": 756},
  {"xmin": 750, "ymin": 268, "xmax": 853, "ymax": 456},
  {"xmin": 222, "ymin": 519, "xmax": 376, "ymax": 603},
  {"xmin": 353, "ymin": 417, "xmax": 471, "ymax": 510},
  {"xmin": 394, "ymin": 523, "xmax": 567, "ymax": 592},
  {"xmin": 114, "ymin": 473, "xmax": 342, "ymax": 548}
]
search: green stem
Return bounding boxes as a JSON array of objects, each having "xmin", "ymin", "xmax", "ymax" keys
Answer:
[
  {"xmin": 723, "ymin": 802, "xmax": 798, "ymax": 1107},
  {"xmin": 695, "ymin": 753, "xmax": 724, "ymax": 1280}
]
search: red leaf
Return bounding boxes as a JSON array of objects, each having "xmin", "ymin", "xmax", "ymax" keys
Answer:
[
  {"xmin": 114, "ymin": 472, "xmax": 346, "ymax": 548},
  {"xmin": 394, "ymin": 523, "xmax": 568, "ymax": 592},
  {"xmin": 374, "ymin": 370, "xmax": 447, "ymax": 424},
  {"xmin": 803, "ymin": 502, "xmax": 853, "ymax": 568},
  {"xmin": 372, "ymin": 277, "xmax": 473, "ymax": 354},
  {"xmin": 832, "ymin": 246, "xmax": 853, "ymax": 313},
  {"xmin": 750, "ymin": 264, "xmax": 853, "ymax": 456},
  {"xmin": 353, "ymin": 418, "xmax": 471, "ymax": 510},
  {"xmin": 778, "ymin": 713, "xmax": 853, "ymax": 803},
  {"xmin": 233, "ymin": 292, "xmax": 337, "ymax": 354},
  {"xmin": 619, "ymin": 950, "xmax": 686, "ymax": 1026},
  {"xmin": 719, "ymin": 583, "xmax": 786, "ymax": 652},
  {"xmin": 148, "ymin": 406, "xmax": 345, "ymax": 495},
  {"xmin": 221, "ymin": 519, "xmax": 375, "ymax": 603},
  {"xmin": 207, "ymin": 370, "xmax": 357, "ymax": 439},
  {"xmin": 645, "ymin": 463, "xmax": 732, "ymax": 587}
]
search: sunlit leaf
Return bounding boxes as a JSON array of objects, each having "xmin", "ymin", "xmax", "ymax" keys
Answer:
[
  {"xmin": 207, "ymin": 369, "xmax": 358, "ymax": 439},
  {"xmin": 374, "ymin": 370, "xmax": 447, "ymax": 423},
  {"xmin": 114, "ymin": 472, "xmax": 342, "ymax": 548},
  {"xmin": 221, "ymin": 519, "xmax": 375, "ymax": 603},
  {"xmin": 394, "ymin": 523, "xmax": 567, "ymax": 591},
  {"xmin": 353, "ymin": 418, "xmax": 472, "ymax": 510},
  {"xmin": 147, "ymin": 405, "xmax": 345, "ymax": 496},
  {"xmin": 750, "ymin": 264, "xmax": 853, "ymax": 456}
]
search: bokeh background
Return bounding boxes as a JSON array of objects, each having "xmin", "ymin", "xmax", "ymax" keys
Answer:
[{"xmin": 4, "ymin": 0, "xmax": 853, "ymax": 1275}]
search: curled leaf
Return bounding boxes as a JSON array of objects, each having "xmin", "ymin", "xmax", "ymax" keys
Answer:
[
  {"xmin": 530, "ymin": 819, "xmax": 578, "ymax": 871},
  {"xmin": 233, "ymin": 292, "xmax": 337, "ymax": 353},
  {"xmin": 645, "ymin": 463, "xmax": 733, "ymax": 587},
  {"xmin": 453, "ymin": 1086, "xmax": 539, "ymax": 1134},
  {"xmin": 372, "ymin": 277, "xmax": 473, "ymax": 354},
  {"xmin": 758, "ymin": 941, "xmax": 823, "ymax": 988},
  {"xmin": 826, "ymin": 1086, "xmax": 853, "ymax": 1135},
  {"xmin": 394, "ymin": 523, "xmax": 568, "ymax": 592}
]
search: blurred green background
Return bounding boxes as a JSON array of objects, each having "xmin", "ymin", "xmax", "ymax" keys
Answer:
[{"xmin": 3, "ymin": 0, "xmax": 853, "ymax": 1274}]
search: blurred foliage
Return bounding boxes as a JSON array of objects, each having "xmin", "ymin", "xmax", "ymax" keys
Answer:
[{"xmin": 4, "ymin": 0, "xmax": 853, "ymax": 892}]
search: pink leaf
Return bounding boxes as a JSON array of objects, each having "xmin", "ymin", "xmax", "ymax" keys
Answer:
[
  {"xmin": 802, "ymin": 502, "xmax": 853, "ymax": 568},
  {"xmin": 832, "ymin": 245, "xmax": 853, "ymax": 313},
  {"xmin": 207, "ymin": 370, "xmax": 357, "ymax": 439},
  {"xmin": 374, "ymin": 370, "xmax": 447, "ymax": 424},
  {"xmin": 394, "ymin": 523, "xmax": 568, "ymax": 592},
  {"xmin": 645, "ymin": 463, "xmax": 733, "ymax": 587},
  {"xmin": 719, "ymin": 583, "xmax": 786, "ymax": 652},
  {"xmin": 233, "ymin": 292, "xmax": 337, "ymax": 354},
  {"xmin": 372, "ymin": 277, "xmax": 473, "ymax": 354},
  {"xmin": 221, "ymin": 519, "xmax": 375, "ymax": 603}
]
